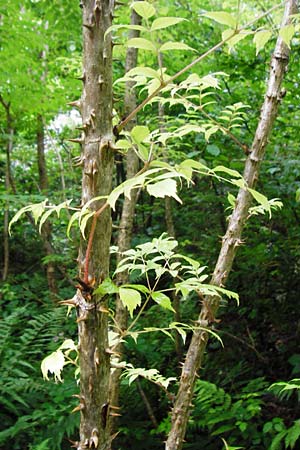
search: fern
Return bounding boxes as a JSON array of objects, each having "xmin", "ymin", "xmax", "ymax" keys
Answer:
[{"xmin": 0, "ymin": 305, "xmax": 78, "ymax": 449}]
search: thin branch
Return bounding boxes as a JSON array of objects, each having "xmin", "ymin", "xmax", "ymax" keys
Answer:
[{"xmin": 116, "ymin": 3, "xmax": 283, "ymax": 135}]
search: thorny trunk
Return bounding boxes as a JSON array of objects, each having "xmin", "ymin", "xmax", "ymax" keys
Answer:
[
  {"xmin": 75, "ymin": 1, "xmax": 114, "ymax": 448},
  {"xmin": 166, "ymin": 1, "xmax": 298, "ymax": 449},
  {"xmin": 108, "ymin": 4, "xmax": 141, "ymax": 434},
  {"xmin": 37, "ymin": 114, "xmax": 58, "ymax": 297}
]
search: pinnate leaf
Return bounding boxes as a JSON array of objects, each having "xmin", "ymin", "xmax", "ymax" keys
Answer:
[
  {"xmin": 127, "ymin": 38, "xmax": 156, "ymax": 52},
  {"xmin": 131, "ymin": 1, "xmax": 156, "ymax": 19},
  {"xmin": 151, "ymin": 17, "xmax": 185, "ymax": 31},
  {"xmin": 203, "ymin": 11, "xmax": 237, "ymax": 28},
  {"xmin": 119, "ymin": 287, "xmax": 141, "ymax": 318}
]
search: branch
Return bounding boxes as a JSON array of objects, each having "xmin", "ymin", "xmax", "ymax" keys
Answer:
[{"xmin": 116, "ymin": 2, "xmax": 283, "ymax": 135}]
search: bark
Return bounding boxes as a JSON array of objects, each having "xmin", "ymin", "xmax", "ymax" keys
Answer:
[
  {"xmin": 37, "ymin": 114, "xmax": 58, "ymax": 297},
  {"xmin": 0, "ymin": 95, "xmax": 15, "ymax": 281},
  {"xmin": 75, "ymin": 1, "xmax": 115, "ymax": 448},
  {"xmin": 2, "ymin": 121, "xmax": 14, "ymax": 281},
  {"xmin": 108, "ymin": 4, "xmax": 141, "ymax": 433},
  {"xmin": 166, "ymin": 2, "xmax": 298, "ymax": 449}
]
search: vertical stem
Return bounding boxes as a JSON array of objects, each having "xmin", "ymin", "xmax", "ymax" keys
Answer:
[
  {"xmin": 37, "ymin": 114, "xmax": 58, "ymax": 298},
  {"xmin": 76, "ymin": 1, "xmax": 114, "ymax": 448},
  {"xmin": 2, "ymin": 125, "xmax": 14, "ymax": 281},
  {"xmin": 166, "ymin": 2, "xmax": 298, "ymax": 449},
  {"xmin": 109, "ymin": 2, "xmax": 142, "ymax": 434}
]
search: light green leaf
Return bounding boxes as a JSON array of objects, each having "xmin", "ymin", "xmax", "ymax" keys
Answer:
[
  {"xmin": 203, "ymin": 11, "xmax": 237, "ymax": 28},
  {"xmin": 227, "ymin": 193, "xmax": 236, "ymax": 207},
  {"xmin": 248, "ymin": 188, "xmax": 270, "ymax": 210},
  {"xmin": 131, "ymin": 1, "xmax": 156, "ymax": 19},
  {"xmin": 94, "ymin": 277, "xmax": 119, "ymax": 297},
  {"xmin": 122, "ymin": 284, "xmax": 150, "ymax": 294},
  {"xmin": 79, "ymin": 211, "xmax": 94, "ymax": 239},
  {"xmin": 127, "ymin": 37, "xmax": 157, "ymax": 52},
  {"xmin": 67, "ymin": 211, "xmax": 81, "ymax": 238},
  {"xmin": 253, "ymin": 30, "xmax": 272, "ymax": 55},
  {"xmin": 146, "ymin": 179, "xmax": 182, "ymax": 203},
  {"xmin": 213, "ymin": 165, "xmax": 242, "ymax": 178},
  {"xmin": 59, "ymin": 339, "xmax": 77, "ymax": 352},
  {"xmin": 38, "ymin": 208, "xmax": 55, "ymax": 233},
  {"xmin": 296, "ymin": 187, "xmax": 300, "ymax": 202},
  {"xmin": 279, "ymin": 24, "xmax": 295, "ymax": 48},
  {"xmin": 131, "ymin": 125, "xmax": 150, "ymax": 143},
  {"xmin": 104, "ymin": 24, "xmax": 146, "ymax": 39},
  {"xmin": 222, "ymin": 29, "xmax": 252, "ymax": 50},
  {"xmin": 41, "ymin": 350, "xmax": 65, "ymax": 382},
  {"xmin": 115, "ymin": 139, "xmax": 132, "ymax": 151},
  {"xmin": 151, "ymin": 17, "xmax": 186, "ymax": 31},
  {"xmin": 31, "ymin": 201, "xmax": 47, "ymax": 224},
  {"xmin": 136, "ymin": 143, "xmax": 150, "ymax": 162},
  {"xmin": 151, "ymin": 292, "xmax": 175, "ymax": 312},
  {"xmin": 9, "ymin": 204, "xmax": 33, "ymax": 235},
  {"xmin": 119, "ymin": 287, "xmax": 141, "ymax": 318},
  {"xmin": 159, "ymin": 41, "xmax": 195, "ymax": 52},
  {"xmin": 125, "ymin": 66, "xmax": 161, "ymax": 79}
]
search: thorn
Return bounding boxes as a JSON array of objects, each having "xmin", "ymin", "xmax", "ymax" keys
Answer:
[
  {"xmin": 110, "ymin": 432, "xmax": 120, "ymax": 442},
  {"xmin": 83, "ymin": 22, "xmax": 94, "ymax": 30},
  {"xmin": 67, "ymin": 138, "xmax": 84, "ymax": 144},
  {"xmin": 76, "ymin": 72, "xmax": 86, "ymax": 82},
  {"xmin": 71, "ymin": 402, "xmax": 85, "ymax": 413},
  {"xmin": 77, "ymin": 311, "xmax": 89, "ymax": 323},
  {"xmin": 105, "ymin": 347, "xmax": 120, "ymax": 356},
  {"xmin": 59, "ymin": 298, "xmax": 78, "ymax": 307},
  {"xmin": 110, "ymin": 405, "xmax": 121, "ymax": 410},
  {"xmin": 68, "ymin": 100, "xmax": 81, "ymax": 109},
  {"xmin": 98, "ymin": 305, "xmax": 109, "ymax": 313},
  {"xmin": 109, "ymin": 412, "xmax": 122, "ymax": 417}
]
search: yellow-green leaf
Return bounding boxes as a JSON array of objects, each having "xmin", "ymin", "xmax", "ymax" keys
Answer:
[
  {"xmin": 159, "ymin": 41, "xmax": 195, "ymax": 52},
  {"xmin": 41, "ymin": 350, "xmax": 65, "ymax": 382},
  {"xmin": 279, "ymin": 24, "xmax": 295, "ymax": 48},
  {"xmin": 203, "ymin": 11, "xmax": 237, "ymax": 28},
  {"xmin": 127, "ymin": 37, "xmax": 157, "ymax": 52},
  {"xmin": 131, "ymin": 1, "xmax": 156, "ymax": 19},
  {"xmin": 253, "ymin": 30, "xmax": 272, "ymax": 55},
  {"xmin": 119, "ymin": 287, "xmax": 141, "ymax": 318},
  {"xmin": 151, "ymin": 17, "xmax": 185, "ymax": 31},
  {"xmin": 146, "ymin": 179, "xmax": 182, "ymax": 203},
  {"xmin": 151, "ymin": 292, "xmax": 175, "ymax": 312}
]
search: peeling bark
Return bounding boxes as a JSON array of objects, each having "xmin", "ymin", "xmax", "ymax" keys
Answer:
[
  {"xmin": 166, "ymin": 2, "xmax": 298, "ymax": 449},
  {"xmin": 76, "ymin": 1, "xmax": 115, "ymax": 448}
]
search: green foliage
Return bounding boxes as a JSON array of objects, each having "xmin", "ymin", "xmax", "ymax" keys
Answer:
[{"xmin": 0, "ymin": 301, "xmax": 78, "ymax": 449}]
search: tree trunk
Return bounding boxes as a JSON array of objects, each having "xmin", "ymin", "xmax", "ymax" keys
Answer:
[
  {"xmin": 37, "ymin": 114, "xmax": 58, "ymax": 297},
  {"xmin": 2, "ymin": 123, "xmax": 14, "ymax": 281},
  {"xmin": 75, "ymin": 1, "xmax": 115, "ymax": 448},
  {"xmin": 166, "ymin": 1, "xmax": 297, "ymax": 449},
  {"xmin": 109, "ymin": 4, "xmax": 141, "ymax": 433}
]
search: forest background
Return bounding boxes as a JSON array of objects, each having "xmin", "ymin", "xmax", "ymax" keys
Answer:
[{"xmin": 1, "ymin": 0, "xmax": 300, "ymax": 449}]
